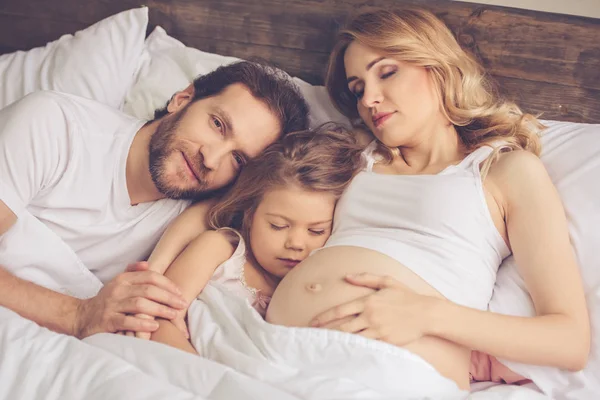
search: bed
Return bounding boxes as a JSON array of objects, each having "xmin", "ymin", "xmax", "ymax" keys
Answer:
[
  {"xmin": 1, "ymin": 0, "xmax": 599, "ymax": 123},
  {"xmin": 0, "ymin": 1, "xmax": 599, "ymax": 399}
]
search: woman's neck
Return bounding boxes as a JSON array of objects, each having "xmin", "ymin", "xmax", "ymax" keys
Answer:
[{"xmin": 396, "ymin": 123, "xmax": 466, "ymax": 173}]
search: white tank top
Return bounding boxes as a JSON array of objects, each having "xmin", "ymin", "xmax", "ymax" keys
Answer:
[{"xmin": 324, "ymin": 141, "xmax": 511, "ymax": 310}]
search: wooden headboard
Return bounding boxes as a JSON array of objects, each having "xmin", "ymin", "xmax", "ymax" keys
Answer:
[{"xmin": 1, "ymin": 0, "xmax": 599, "ymax": 123}]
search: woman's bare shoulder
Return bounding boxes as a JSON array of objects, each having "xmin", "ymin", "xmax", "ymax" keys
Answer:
[
  {"xmin": 487, "ymin": 150, "xmax": 554, "ymax": 204},
  {"xmin": 488, "ymin": 150, "xmax": 547, "ymax": 182}
]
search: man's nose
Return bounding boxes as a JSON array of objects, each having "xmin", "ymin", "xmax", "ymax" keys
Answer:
[{"xmin": 200, "ymin": 145, "xmax": 229, "ymax": 171}]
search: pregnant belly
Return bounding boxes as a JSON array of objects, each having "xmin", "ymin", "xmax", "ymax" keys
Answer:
[{"xmin": 266, "ymin": 246, "xmax": 471, "ymax": 390}]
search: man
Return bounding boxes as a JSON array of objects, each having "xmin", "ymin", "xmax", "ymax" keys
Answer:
[{"xmin": 0, "ymin": 61, "xmax": 309, "ymax": 339}]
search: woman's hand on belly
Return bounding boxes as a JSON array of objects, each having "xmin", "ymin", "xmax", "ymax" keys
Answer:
[{"xmin": 310, "ymin": 272, "xmax": 439, "ymax": 347}]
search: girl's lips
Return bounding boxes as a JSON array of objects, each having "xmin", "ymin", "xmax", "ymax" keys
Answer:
[{"xmin": 279, "ymin": 258, "xmax": 301, "ymax": 268}]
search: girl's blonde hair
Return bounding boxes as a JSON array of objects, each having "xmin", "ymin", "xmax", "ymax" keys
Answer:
[
  {"xmin": 208, "ymin": 123, "xmax": 364, "ymax": 249},
  {"xmin": 326, "ymin": 8, "xmax": 544, "ymax": 175}
]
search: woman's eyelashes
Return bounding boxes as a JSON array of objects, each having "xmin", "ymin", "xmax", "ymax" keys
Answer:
[
  {"xmin": 380, "ymin": 69, "xmax": 396, "ymax": 79},
  {"xmin": 352, "ymin": 86, "xmax": 365, "ymax": 100},
  {"xmin": 350, "ymin": 67, "xmax": 397, "ymax": 99}
]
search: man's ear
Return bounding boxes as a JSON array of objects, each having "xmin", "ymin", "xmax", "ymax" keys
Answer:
[{"xmin": 166, "ymin": 83, "xmax": 195, "ymax": 114}]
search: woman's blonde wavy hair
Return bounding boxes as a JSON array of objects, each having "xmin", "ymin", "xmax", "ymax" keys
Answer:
[{"xmin": 326, "ymin": 8, "xmax": 544, "ymax": 175}]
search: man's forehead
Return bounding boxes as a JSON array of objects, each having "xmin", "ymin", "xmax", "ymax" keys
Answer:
[
  {"xmin": 215, "ymin": 84, "xmax": 271, "ymax": 118},
  {"xmin": 215, "ymin": 84, "xmax": 281, "ymax": 157}
]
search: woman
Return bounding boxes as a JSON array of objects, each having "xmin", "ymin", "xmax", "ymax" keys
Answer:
[{"xmin": 266, "ymin": 8, "xmax": 590, "ymax": 390}]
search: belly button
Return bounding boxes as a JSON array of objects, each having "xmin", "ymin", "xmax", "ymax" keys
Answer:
[{"xmin": 305, "ymin": 282, "xmax": 322, "ymax": 292}]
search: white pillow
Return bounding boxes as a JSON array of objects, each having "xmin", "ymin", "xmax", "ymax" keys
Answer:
[
  {"xmin": 0, "ymin": 7, "xmax": 148, "ymax": 110},
  {"xmin": 489, "ymin": 120, "xmax": 600, "ymax": 399},
  {"xmin": 123, "ymin": 26, "xmax": 350, "ymax": 127},
  {"xmin": 124, "ymin": 26, "xmax": 239, "ymax": 120}
]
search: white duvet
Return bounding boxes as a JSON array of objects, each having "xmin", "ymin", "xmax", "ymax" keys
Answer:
[
  {"xmin": 0, "ymin": 211, "xmax": 551, "ymax": 400},
  {"xmin": 0, "ymin": 290, "xmax": 548, "ymax": 400}
]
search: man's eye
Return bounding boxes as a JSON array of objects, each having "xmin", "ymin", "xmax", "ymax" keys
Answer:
[
  {"xmin": 213, "ymin": 117, "xmax": 224, "ymax": 132},
  {"xmin": 233, "ymin": 152, "xmax": 246, "ymax": 167}
]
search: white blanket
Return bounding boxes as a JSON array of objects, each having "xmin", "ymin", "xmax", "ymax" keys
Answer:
[
  {"xmin": 0, "ymin": 210, "xmax": 548, "ymax": 399},
  {"xmin": 0, "ymin": 294, "xmax": 547, "ymax": 400},
  {"xmin": 188, "ymin": 283, "xmax": 466, "ymax": 399}
]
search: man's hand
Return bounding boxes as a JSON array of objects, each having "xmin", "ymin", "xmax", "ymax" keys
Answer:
[
  {"xmin": 130, "ymin": 309, "xmax": 189, "ymax": 340},
  {"xmin": 73, "ymin": 262, "xmax": 188, "ymax": 339}
]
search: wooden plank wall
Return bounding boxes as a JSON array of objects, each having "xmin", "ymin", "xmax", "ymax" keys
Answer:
[{"xmin": 0, "ymin": 0, "xmax": 599, "ymax": 123}]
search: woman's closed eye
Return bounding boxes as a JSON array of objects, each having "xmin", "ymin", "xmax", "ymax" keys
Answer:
[
  {"xmin": 350, "ymin": 68, "xmax": 397, "ymax": 99},
  {"xmin": 309, "ymin": 229, "xmax": 327, "ymax": 236},
  {"xmin": 380, "ymin": 69, "xmax": 396, "ymax": 80},
  {"xmin": 350, "ymin": 84, "xmax": 364, "ymax": 100}
]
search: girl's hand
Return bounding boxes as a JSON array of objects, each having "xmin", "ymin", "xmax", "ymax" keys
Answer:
[
  {"xmin": 133, "ymin": 313, "xmax": 156, "ymax": 339},
  {"xmin": 126, "ymin": 311, "xmax": 189, "ymax": 339},
  {"xmin": 117, "ymin": 314, "xmax": 154, "ymax": 339},
  {"xmin": 310, "ymin": 273, "xmax": 438, "ymax": 346},
  {"xmin": 171, "ymin": 314, "xmax": 189, "ymax": 340}
]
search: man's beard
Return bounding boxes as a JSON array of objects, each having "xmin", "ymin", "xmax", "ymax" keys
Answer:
[{"xmin": 148, "ymin": 109, "xmax": 213, "ymax": 201}]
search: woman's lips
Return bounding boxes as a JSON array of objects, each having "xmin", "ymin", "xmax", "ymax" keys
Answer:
[{"xmin": 372, "ymin": 112, "xmax": 395, "ymax": 128}]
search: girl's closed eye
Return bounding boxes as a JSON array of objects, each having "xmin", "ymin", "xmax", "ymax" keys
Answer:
[
  {"xmin": 270, "ymin": 223, "xmax": 286, "ymax": 231},
  {"xmin": 309, "ymin": 229, "xmax": 327, "ymax": 236}
]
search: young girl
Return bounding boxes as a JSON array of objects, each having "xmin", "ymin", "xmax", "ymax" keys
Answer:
[{"xmin": 129, "ymin": 124, "xmax": 364, "ymax": 352}]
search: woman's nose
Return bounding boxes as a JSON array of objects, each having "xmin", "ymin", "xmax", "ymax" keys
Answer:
[{"xmin": 361, "ymin": 83, "xmax": 384, "ymax": 109}]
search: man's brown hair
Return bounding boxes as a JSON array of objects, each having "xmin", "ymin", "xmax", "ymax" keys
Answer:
[{"xmin": 154, "ymin": 61, "xmax": 309, "ymax": 135}]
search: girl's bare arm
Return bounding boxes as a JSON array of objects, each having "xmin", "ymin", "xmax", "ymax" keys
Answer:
[
  {"xmin": 147, "ymin": 200, "xmax": 216, "ymax": 274},
  {"xmin": 149, "ymin": 230, "xmax": 235, "ymax": 351}
]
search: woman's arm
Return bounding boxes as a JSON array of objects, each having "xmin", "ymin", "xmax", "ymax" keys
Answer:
[
  {"xmin": 428, "ymin": 151, "xmax": 590, "ymax": 370},
  {"xmin": 147, "ymin": 200, "xmax": 216, "ymax": 274},
  {"xmin": 149, "ymin": 230, "xmax": 234, "ymax": 347}
]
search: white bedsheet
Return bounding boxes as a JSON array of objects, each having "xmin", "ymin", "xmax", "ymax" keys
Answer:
[
  {"xmin": 0, "ymin": 209, "xmax": 549, "ymax": 399},
  {"xmin": 0, "ymin": 298, "xmax": 548, "ymax": 400},
  {"xmin": 187, "ymin": 283, "xmax": 466, "ymax": 399}
]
